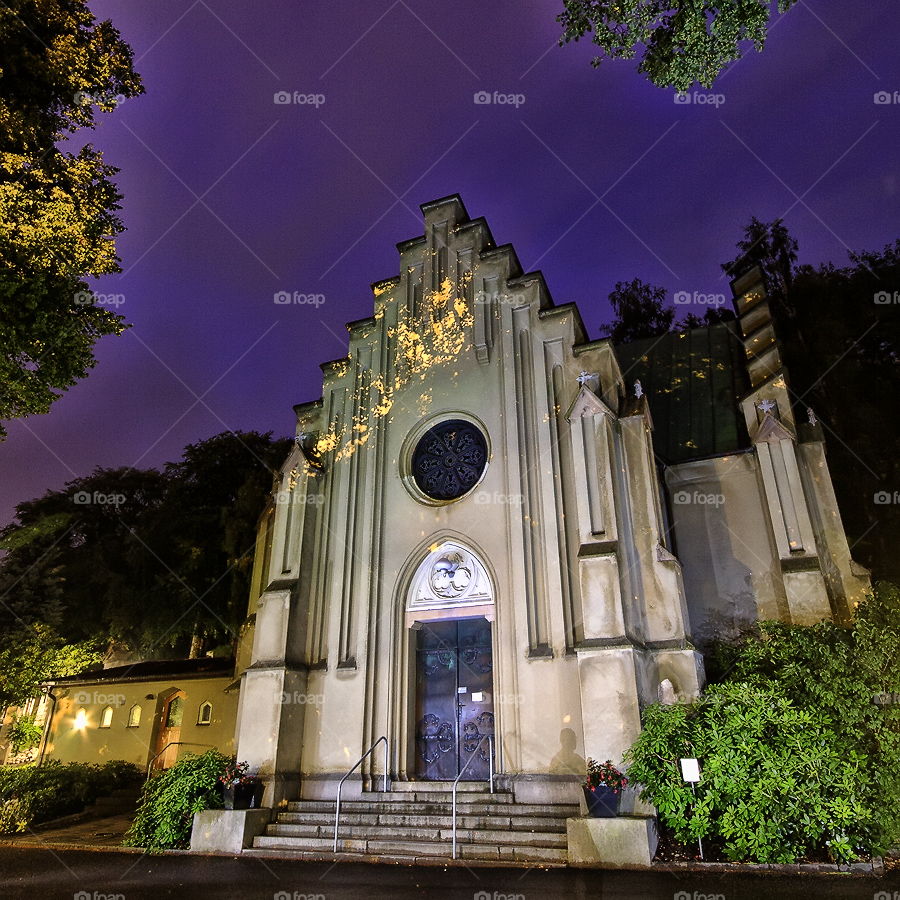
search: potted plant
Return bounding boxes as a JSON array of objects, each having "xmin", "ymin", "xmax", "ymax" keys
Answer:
[
  {"xmin": 217, "ymin": 759, "xmax": 263, "ymax": 810},
  {"xmin": 583, "ymin": 758, "xmax": 627, "ymax": 818}
]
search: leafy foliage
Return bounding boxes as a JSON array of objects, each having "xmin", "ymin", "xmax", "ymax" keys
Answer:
[
  {"xmin": 600, "ymin": 278, "xmax": 674, "ymax": 343},
  {"xmin": 626, "ymin": 582, "xmax": 900, "ymax": 862},
  {"xmin": 585, "ymin": 758, "xmax": 628, "ymax": 793},
  {"xmin": 5, "ymin": 714, "xmax": 43, "ymax": 755},
  {"xmin": 123, "ymin": 750, "xmax": 229, "ymax": 850},
  {"xmin": 0, "ymin": 624, "xmax": 103, "ymax": 709},
  {"xmin": 0, "ymin": 431, "xmax": 291, "ymax": 659},
  {"xmin": 0, "ymin": 759, "xmax": 141, "ymax": 833},
  {"xmin": 0, "ymin": 0, "xmax": 143, "ymax": 436},
  {"xmin": 557, "ymin": 0, "xmax": 799, "ymax": 91}
]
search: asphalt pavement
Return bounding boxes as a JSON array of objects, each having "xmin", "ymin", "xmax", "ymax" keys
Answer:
[{"xmin": 0, "ymin": 847, "xmax": 894, "ymax": 900}]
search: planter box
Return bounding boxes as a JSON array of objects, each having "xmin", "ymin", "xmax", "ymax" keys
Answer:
[{"xmin": 583, "ymin": 784, "xmax": 619, "ymax": 817}]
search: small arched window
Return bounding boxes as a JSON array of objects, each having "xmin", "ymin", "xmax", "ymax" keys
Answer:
[
  {"xmin": 127, "ymin": 705, "xmax": 141, "ymax": 728},
  {"xmin": 99, "ymin": 706, "xmax": 113, "ymax": 728},
  {"xmin": 197, "ymin": 701, "xmax": 212, "ymax": 726},
  {"xmin": 75, "ymin": 708, "xmax": 87, "ymax": 730}
]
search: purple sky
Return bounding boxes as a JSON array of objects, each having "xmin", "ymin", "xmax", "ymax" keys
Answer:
[{"xmin": 2, "ymin": 0, "xmax": 899, "ymax": 528}]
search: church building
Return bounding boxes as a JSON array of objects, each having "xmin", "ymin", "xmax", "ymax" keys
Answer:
[{"xmin": 196, "ymin": 195, "xmax": 869, "ymax": 864}]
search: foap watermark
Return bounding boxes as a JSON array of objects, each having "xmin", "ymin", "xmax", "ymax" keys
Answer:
[
  {"xmin": 274, "ymin": 91, "xmax": 325, "ymax": 107},
  {"xmin": 673, "ymin": 490, "xmax": 725, "ymax": 507},
  {"xmin": 74, "ymin": 892, "xmax": 125, "ymax": 900},
  {"xmin": 73, "ymin": 491, "xmax": 126, "ymax": 506},
  {"xmin": 74, "ymin": 90, "xmax": 125, "ymax": 108},
  {"xmin": 874, "ymin": 892, "xmax": 900, "ymax": 900},
  {"xmin": 274, "ymin": 490, "xmax": 325, "ymax": 507},
  {"xmin": 674, "ymin": 893, "xmax": 725, "ymax": 900},
  {"xmin": 75, "ymin": 290, "xmax": 125, "ymax": 307},
  {"xmin": 277, "ymin": 691, "xmax": 325, "ymax": 706},
  {"xmin": 274, "ymin": 291, "xmax": 325, "ymax": 307},
  {"xmin": 473, "ymin": 492, "xmax": 524, "ymax": 506},
  {"xmin": 674, "ymin": 91, "xmax": 725, "ymax": 107},
  {"xmin": 274, "ymin": 892, "xmax": 325, "ymax": 900},
  {"xmin": 874, "ymin": 91, "xmax": 900, "ymax": 105},
  {"xmin": 875, "ymin": 291, "xmax": 900, "ymax": 304},
  {"xmin": 474, "ymin": 893, "xmax": 525, "ymax": 900},
  {"xmin": 494, "ymin": 694, "xmax": 525, "ymax": 706},
  {"xmin": 874, "ymin": 491, "xmax": 900, "ymax": 505},
  {"xmin": 474, "ymin": 289, "xmax": 526, "ymax": 306},
  {"xmin": 673, "ymin": 290, "xmax": 726, "ymax": 308},
  {"xmin": 74, "ymin": 691, "xmax": 126, "ymax": 707},
  {"xmin": 474, "ymin": 90, "xmax": 525, "ymax": 108}
]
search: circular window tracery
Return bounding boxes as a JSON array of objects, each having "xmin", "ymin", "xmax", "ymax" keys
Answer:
[{"xmin": 411, "ymin": 420, "xmax": 487, "ymax": 501}]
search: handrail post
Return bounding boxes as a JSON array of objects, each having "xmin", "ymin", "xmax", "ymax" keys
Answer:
[
  {"xmin": 451, "ymin": 732, "xmax": 495, "ymax": 860},
  {"xmin": 333, "ymin": 735, "xmax": 389, "ymax": 853}
]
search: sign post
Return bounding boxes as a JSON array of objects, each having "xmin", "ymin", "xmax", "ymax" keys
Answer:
[{"xmin": 680, "ymin": 758, "xmax": 704, "ymax": 860}]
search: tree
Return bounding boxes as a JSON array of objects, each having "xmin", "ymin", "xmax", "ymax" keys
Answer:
[
  {"xmin": 722, "ymin": 215, "xmax": 798, "ymax": 318},
  {"xmin": 0, "ymin": 0, "xmax": 143, "ymax": 438},
  {"xmin": 557, "ymin": 0, "xmax": 799, "ymax": 91},
  {"xmin": 0, "ymin": 430, "xmax": 291, "ymax": 659},
  {"xmin": 600, "ymin": 278, "xmax": 674, "ymax": 343}
]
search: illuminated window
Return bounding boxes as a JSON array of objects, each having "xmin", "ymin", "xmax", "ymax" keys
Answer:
[
  {"xmin": 99, "ymin": 706, "xmax": 113, "ymax": 728},
  {"xmin": 127, "ymin": 705, "xmax": 141, "ymax": 728},
  {"xmin": 197, "ymin": 701, "xmax": 212, "ymax": 726},
  {"xmin": 75, "ymin": 708, "xmax": 87, "ymax": 730}
]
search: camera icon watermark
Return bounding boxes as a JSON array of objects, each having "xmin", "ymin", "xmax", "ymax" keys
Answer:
[
  {"xmin": 73, "ymin": 491, "xmax": 127, "ymax": 507},
  {"xmin": 873, "ymin": 892, "xmax": 900, "ymax": 900},
  {"xmin": 874, "ymin": 91, "xmax": 900, "ymax": 105},
  {"xmin": 673, "ymin": 290, "xmax": 726, "ymax": 308},
  {"xmin": 874, "ymin": 491, "xmax": 900, "ymax": 505},
  {"xmin": 274, "ymin": 291, "xmax": 326, "ymax": 307},
  {"xmin": 674, "ymin": 91, "xmax": 725, "ymax": 108},
  {"xmin": 874, "ymin": 291, "xmax": 900, "ymax": 304},
  {"xmin": 74, "ymin": 290, "xmax": 125, "ymax": 307},
  {"xmin": 274, "ymin": 91, "xmax": 325, "ymax": 107},
  {"xmin": 474, "ymin": 91, "xmax": 525, "ymax": 107},
  {"xmin": 673, "ymin": 491, "xmax": 725, "ymax": 507},
  {"xmin": 73, "ymin": 691, "xmax": 126, "ymax": 707}
]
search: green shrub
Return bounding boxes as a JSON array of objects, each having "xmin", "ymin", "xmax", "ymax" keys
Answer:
[
  {"xmin": 0, "ymin": 759, "xmax": 142, "ymax": 833},
  {"xmin": 625, "ymin": 581, "xmax": 900, "ymax": 863},
  {"xmin": 6, "ymin": 714, "xmax": 43, "ymax": 754},
  {"xmin": 123, "ymin": 750, "xmax": 228, "ymax": 850}
]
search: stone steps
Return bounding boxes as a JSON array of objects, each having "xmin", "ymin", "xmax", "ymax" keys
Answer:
[
  {"xmin": 276, "ymin": 811, "xmax": 568, "ymax": 831},
  {"xmin": 266, "ymin": 822, "xmax": 568, "ymax": 846},
  {"xmin": 254, "ymin": 785, "xmax": 576, "ymax": 864},
  {"xmin": 284, "ymin": 799, "xmax": 574, "ymax": 816}
]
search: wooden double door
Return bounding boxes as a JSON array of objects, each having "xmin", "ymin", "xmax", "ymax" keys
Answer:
[{"xmin": 414, "ymin": 617, "xmax": 495, "ymax": 780}]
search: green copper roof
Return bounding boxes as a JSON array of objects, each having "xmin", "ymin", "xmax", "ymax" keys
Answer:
[{"xmin": 615, "ymin": 321, "xmax": 751, "ymax": 463}]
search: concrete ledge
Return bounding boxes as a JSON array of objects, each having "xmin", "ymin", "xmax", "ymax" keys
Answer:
[
  {"xmin": 190, "ymin": 808, "xmax": 271, "ymax": 853},
  {"xmin": 567, "ymin": 815, "xmax": 658, "ymax": 868}
]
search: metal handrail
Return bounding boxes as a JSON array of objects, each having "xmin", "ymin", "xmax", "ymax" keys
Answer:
[
  {"xmin": 145, "ymin": 741, "xmax": 213, "ymax": 777},
  {"xmin": 333, "ymin": 735, "xmax": 389, "ymax": 852},
  {"xmin": 451, "ymin": 733, "xmax": 494, "ymax": 860}
]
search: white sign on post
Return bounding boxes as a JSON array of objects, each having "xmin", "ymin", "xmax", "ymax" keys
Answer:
[{"xmin": 680, "ymin": 758, "xmax": 701, "ymax": 783}]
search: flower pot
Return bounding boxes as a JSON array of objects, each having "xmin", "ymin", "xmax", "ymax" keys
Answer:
[
  {"xmin": 583, "ymin": 784, "xmax": 619, "ymax": 817},
  {"xmin": 222, "ymin": 782, "xmax": 262, "ymax": 810}
]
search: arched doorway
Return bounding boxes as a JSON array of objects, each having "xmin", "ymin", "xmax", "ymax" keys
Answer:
[
  {"xmin": 404, "ymin": 541, "xmax": 496, "ymax": 781},
  {"xmin": 153, "ymin": 690, "xmax": 185, "ymax": 770}
]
